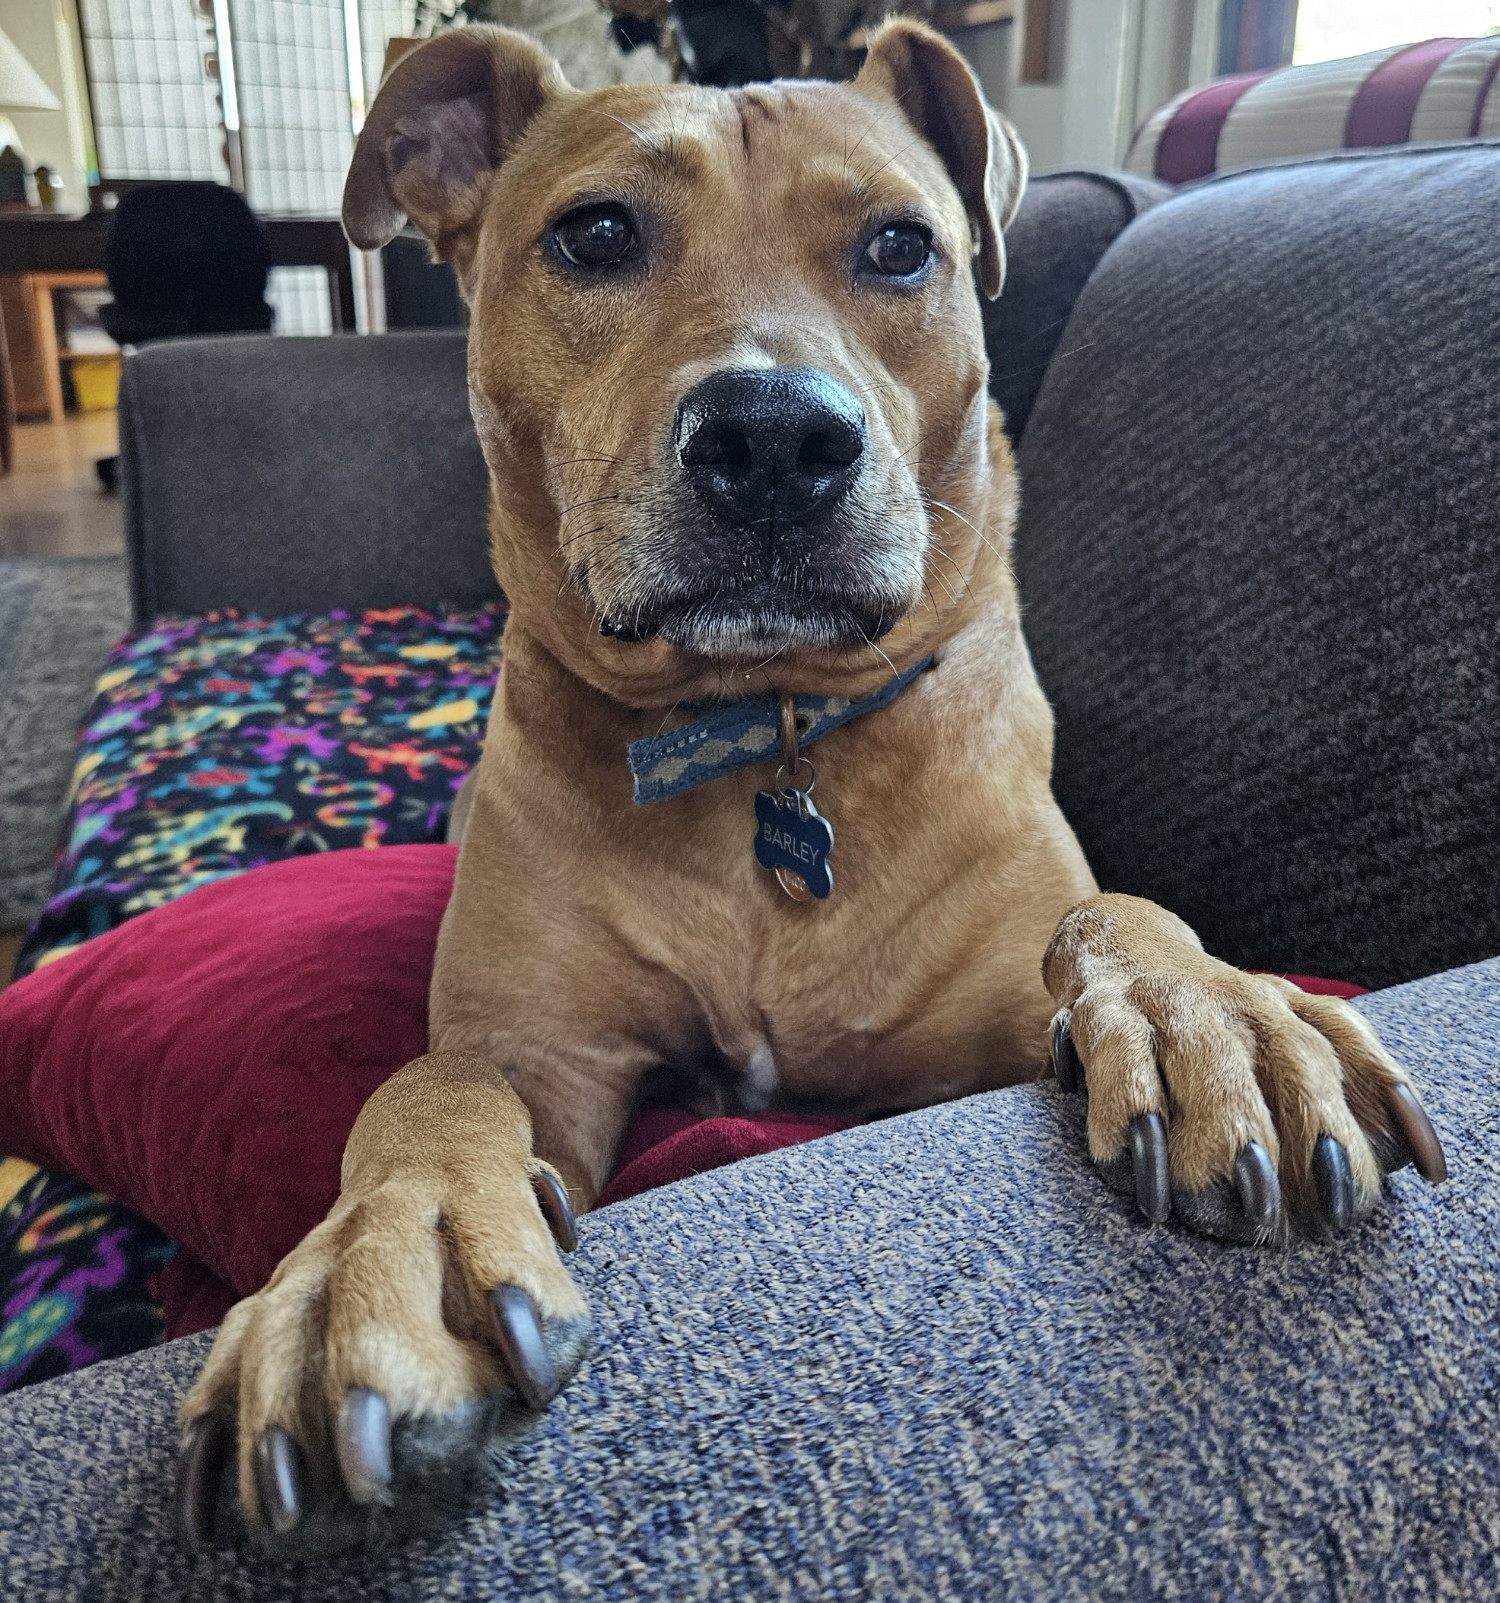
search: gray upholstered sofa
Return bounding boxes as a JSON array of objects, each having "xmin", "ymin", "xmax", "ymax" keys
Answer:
[{"xmin": 1, "ymin": 144, "xmax": 1497, "ymax": 1599}]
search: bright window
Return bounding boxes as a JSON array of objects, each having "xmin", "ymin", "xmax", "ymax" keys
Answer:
[{"xmin": 1294, "ymin": 0, "xmax": 1500, "ymax": 65}]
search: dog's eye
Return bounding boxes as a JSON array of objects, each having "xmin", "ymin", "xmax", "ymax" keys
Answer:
[
  {"xmin": 555, "ymin": 205, "xmax": 637, "ymax": 268},
  {"xmin": 863, "ymin": 223, "xmax": 932, "ymax": 278}
]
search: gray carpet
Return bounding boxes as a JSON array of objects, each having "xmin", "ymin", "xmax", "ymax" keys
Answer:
[
  {"xmin": 0, "ymin": 958, "xmax": 1494, "ymax": 1600},
  {"xmin": 0, "ymin": 555, "xmax": 131, "ymax": 930}
]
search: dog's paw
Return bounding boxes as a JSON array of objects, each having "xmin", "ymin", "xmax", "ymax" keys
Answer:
[
  {"xmin": 1050, "ymin": 966, "xmax": 1446, "ymax": 1244},
  {"xmin": 175, "ymin": 1163, "xmax": 591, "ymax": 1559}
]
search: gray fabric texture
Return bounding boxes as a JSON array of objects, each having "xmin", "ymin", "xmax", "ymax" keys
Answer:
[
  {"xmin": 0, "ymin": 556, "xmax": 130, "ymax": 930},
  {"xmin": 1, "ymin": 958, "xmax": 1494, "ymax": 1600},
  {"xmin": 121, "ymin": 332, "xmax": 497, "ymax": 622},
  {"xmin": 986, "ymin": 169, "xmax": 1171, "ymax": 443},
  {"xmin": 1014, "ymin": 142, "xmax": 1500, "ymax": 990}
]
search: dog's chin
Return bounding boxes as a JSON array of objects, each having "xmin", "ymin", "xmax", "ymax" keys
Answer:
[{"xmin": 647, "ymin": 588, "xmax": 906, "ymax": 661}]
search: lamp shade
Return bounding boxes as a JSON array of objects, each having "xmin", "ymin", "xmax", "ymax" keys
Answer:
[{"xmin": 0, "ymin": 25, "xmax": 62, "ymax": 112}]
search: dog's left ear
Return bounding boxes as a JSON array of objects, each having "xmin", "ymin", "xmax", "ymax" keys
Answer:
[
  {"xmin": 856, "ymin": 20, "xmax": 1027, "ymax": 299},
  {"xmin": 343, "ymin": 25, "xmax": 567, "ymax": 272}
]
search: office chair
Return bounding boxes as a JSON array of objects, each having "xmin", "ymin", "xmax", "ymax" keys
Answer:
[{"xmin": 97, "ymin": 183, "xmax": 274, "ymax": 490}]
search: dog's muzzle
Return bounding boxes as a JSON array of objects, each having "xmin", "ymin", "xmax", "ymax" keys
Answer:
[
  {"xmin": 674, "ymin": 367, "xmax": 866, "ymax": 528},
  {"xmin": 595, "ymin": 365, "xmax": 917, "ymax": 653}
]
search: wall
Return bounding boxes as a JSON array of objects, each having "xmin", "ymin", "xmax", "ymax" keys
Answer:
[
  {"xmin": 955, "ymin": 18, "xmax": 1067, "ymax": 171},
  {"xmin": 956, "ymin": 0, "xmax": 1220, "ymax": 174},
  {"xmin": 0, "ymin": 0, "xmax": 95, "ymax": 213}
]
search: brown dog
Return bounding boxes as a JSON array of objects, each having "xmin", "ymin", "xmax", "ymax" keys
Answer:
[{"xmin": 175, "ymin": 20, "xmax": 1447, "ymax": 1555}]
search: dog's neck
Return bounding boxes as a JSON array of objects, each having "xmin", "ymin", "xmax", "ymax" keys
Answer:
[{"xmin": 491, "ymin": 495, "xmax": 1026, "ymax": 810}]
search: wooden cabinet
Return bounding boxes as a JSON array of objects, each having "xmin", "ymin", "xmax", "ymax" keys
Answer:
[
  {"xmin": 0, "ymin": 270, "xmax": 109, "ymax": 423},
  {"xmin": 0, "ymin": 274, "xmax": 50, "ymax": 420}
]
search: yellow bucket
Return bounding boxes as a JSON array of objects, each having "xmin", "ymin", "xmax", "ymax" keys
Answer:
[{"xmin": 71, "ymin": 355, "xmax": 121, "ymax": 411}]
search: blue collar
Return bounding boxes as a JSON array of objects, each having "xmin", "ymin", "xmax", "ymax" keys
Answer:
[{"xmin": 628, "ymin": 655, "xmax": 934, "ymax": 804}]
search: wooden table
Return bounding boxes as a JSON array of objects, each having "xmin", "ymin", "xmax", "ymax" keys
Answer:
[
  {"xmin": 0, "ymin": 211, "xmax": 358, "ymax": 463},
  {"xmin": 0, "ymin": 211, "xmax": 357, "ymax": 332},
  {"xmin": 0, "ymin": 270, "xmax": 108, "ymax": 424}
]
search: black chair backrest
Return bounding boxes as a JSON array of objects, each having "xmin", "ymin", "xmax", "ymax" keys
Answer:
[{"xmin": 103, "ymin": 182, "xmax": 272, "ymax": 339}]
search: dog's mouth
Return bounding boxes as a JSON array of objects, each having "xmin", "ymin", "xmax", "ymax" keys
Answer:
[{"xmin": 598, "ymin": 579, "xmax": 904, "ymax": 658}]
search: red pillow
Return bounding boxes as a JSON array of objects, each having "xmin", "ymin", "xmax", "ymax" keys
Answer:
[
  {"xmin": 0, "ymin": 844, "xmax": 1366, "ymax": 1341},
  {"xmin": 0, "ymin": 847, "xmax": 858, "ymax": 1337},
  {"xmin": 0, "ymin": 849, "xmax": 448, "ymax": 1318}
]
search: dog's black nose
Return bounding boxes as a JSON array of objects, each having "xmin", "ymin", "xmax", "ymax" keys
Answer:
[{"xmin": 675, "ymin": 367, "xmax": 866, "ymax": 526}]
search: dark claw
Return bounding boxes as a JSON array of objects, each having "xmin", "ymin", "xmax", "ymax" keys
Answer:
[
  {"xmin": 1051, "ymin": 1014, "xmax": 1084, "ymax": 1094},
  {"xmin": 1233, "ymin": 1142, "xmax": 1282, "ymax": 1232},
  {"xmin": 532, "ymin": 1169, "xmax": 579, "ymax": 1253},
  {"xmin": 176, "ymin": 1414, "xmax": 231, "ymax": 1552},
  {"xmin": 1312, "ymin": 1134, "xmax": 1354, "ymax": 1230},
  {"xmin": 253, "ymin": 1426, "xmax": 306, "ymax": 1537},
  {"xmin": 1385, "ymin": 1083, "xmax": 1448, "ymax": 1184},
  {"xmin": 491, "ymin": 1285, "xmax": 558, "ymax": 1411},
  {"xmin": 1129, "ymin": 1112, "xmax": 1171, "ymax": 1223},
  {"xmin": 335, "ymin": 1388, "xmax": 392, "ymax": 1506}
]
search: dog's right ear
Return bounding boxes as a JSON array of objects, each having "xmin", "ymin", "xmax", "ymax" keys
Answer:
[
  {"xmin": 343, "ymin": 25, "xmax": 566, "ymax": 266},
  {"xmin": 856, "ymin": 20, "xmax": 1026, "ymax": 300}
]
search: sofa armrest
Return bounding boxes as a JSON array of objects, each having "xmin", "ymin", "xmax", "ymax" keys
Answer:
[
  {"xmin": 987, "ymin": 169, "xmax": 1170, "ymax": 443},
  {"xmin": 0, "ymin": 959, "xmax": 1493, "ymax": 1597},
  {"xmin": 119, "ymin": 331, "xmax": 497, "ymax": 623}
]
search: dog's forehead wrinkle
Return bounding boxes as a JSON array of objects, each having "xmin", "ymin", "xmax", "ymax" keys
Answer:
[
  {"xmin": 585, "ymin": 93, "xmax": 733, "ymax": 164},
  {"xmin": 574, "ymin": 87, "xmax": 723, "ymax": 157},
  {"xmin": 558, "ymin": 86, "xmax": 938, "ymax": 213},
  {"xmin": 803, "ymin": 152, "xmax": 933, "ymax": 212}
]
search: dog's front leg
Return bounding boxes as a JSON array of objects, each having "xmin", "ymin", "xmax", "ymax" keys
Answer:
[
  {"xmin": 1043, "ymin": 894, "xmax": 1447, "ymax": 1243},
  {"xmin": 176, "ymin": 1049, "xmax": 607, "ymax": 1558}
]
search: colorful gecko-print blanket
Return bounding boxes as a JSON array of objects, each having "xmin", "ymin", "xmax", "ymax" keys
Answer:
[{"xmin": 0, "ymin": 603, "xmax": 505, "ymax": 1393}]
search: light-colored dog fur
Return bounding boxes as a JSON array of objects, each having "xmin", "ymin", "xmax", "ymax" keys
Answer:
[{"xmin": 178, "ymin": 21, "xmax": 1444, "ymax": 1552}]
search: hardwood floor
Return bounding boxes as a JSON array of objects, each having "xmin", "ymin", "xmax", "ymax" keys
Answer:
[{"xmin": 0, "ymin": 412, "xmax": 124, "ymax": 560}]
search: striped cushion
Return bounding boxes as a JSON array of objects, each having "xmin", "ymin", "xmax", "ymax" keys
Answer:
[{"xmin": 1128, "ymin": 36, "xmax": 1500, "ymax": 184}]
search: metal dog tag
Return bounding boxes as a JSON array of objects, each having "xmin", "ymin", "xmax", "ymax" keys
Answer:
[{"xmin": 754, "ymin": 788, "xmax": 834, "ymax": 901}]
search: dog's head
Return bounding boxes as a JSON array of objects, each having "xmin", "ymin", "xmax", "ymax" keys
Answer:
[{"xmin": 345, "ymin": 21, "xmax": 1025, "ymax": 702}]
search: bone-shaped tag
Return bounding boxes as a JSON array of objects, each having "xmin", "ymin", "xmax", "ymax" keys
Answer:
[{"xmin": 754, "ymin": 789, "xmax": 834, "ymax": 901}]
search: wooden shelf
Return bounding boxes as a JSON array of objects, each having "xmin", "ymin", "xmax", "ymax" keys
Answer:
[{"xmin": 0, "ymin": 270, "xmax": 107, "ymax": 423}]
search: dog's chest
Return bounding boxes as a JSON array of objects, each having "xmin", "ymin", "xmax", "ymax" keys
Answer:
[
  {"xmin": 665, "ymin": 1015, "xmax": 1003, "ymax": 1118},
  {"xmin": 647, "ymin": 896, "xmax": 1026, "ymax": 1115},
  {"xmin": 595, "ymin": 760, "xmax": 1063, "ymax": 1109}
]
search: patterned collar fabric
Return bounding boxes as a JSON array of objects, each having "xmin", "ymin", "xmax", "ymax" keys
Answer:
[{"xmin": 628, "ymin": 655, "xmax": 934, "ymax": 804}]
